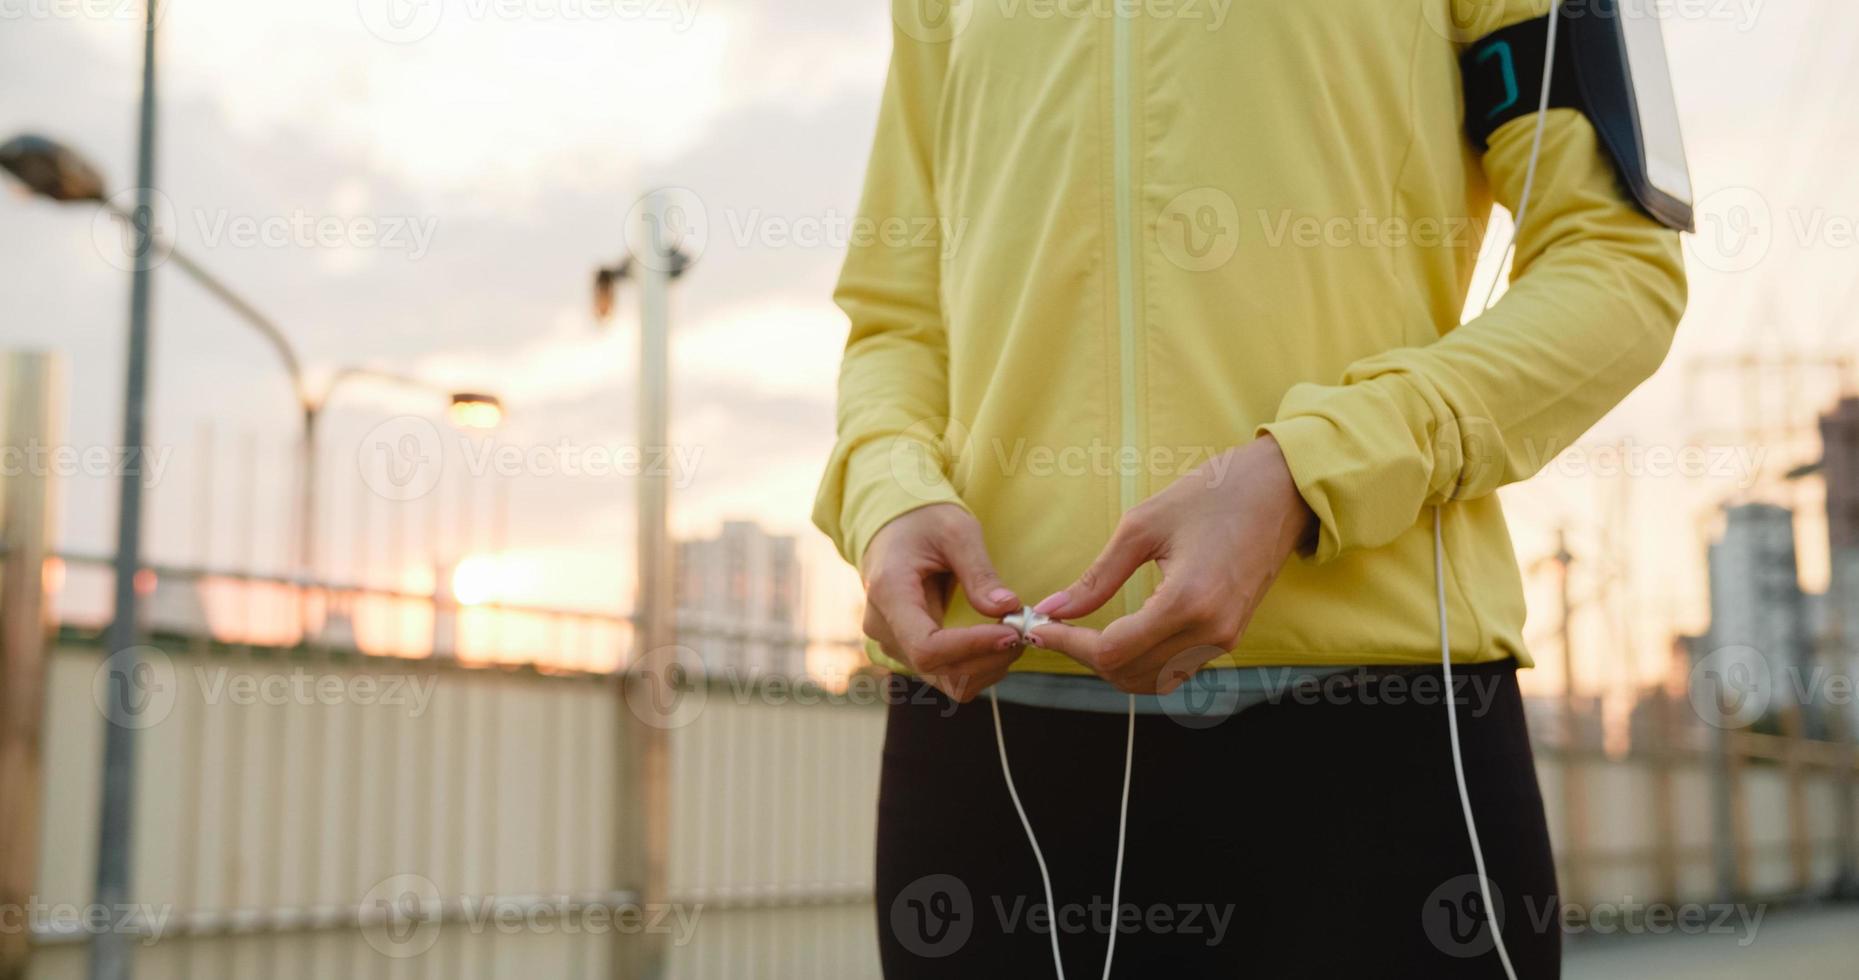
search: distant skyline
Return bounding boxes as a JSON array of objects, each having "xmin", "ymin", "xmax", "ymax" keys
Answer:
[{"xmin": 3, "ymin": 1, "xmax": 1856, "ymax": 703}]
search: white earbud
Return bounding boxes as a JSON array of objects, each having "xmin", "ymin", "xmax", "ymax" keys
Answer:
[{"xmin": 1002, "ymin": 605, "xmax": 1053, "ymax": 644}]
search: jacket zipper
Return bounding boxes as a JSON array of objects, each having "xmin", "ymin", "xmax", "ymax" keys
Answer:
[{"xmin": 1111, "ymin": 8, "xmax": 1141, "ymax": 615}]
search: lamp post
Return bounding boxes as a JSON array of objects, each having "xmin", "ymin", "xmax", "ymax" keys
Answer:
[
  {"xmin": 10, "ymin": 7, "xmax": 170, "ymax": 977},
  {"xmin": 4, "ymin": 126, "xmax": 506, "ymax": 980},
  {"xmin": 593, "ymin": 196, "xmax": 693, "ymax": 676},
  {"xmin": 3, "ymin": 133, "xmax": 506, "ymax": 627},
  {"xmin": 298, "ymin": 370, "xmax": 503, "ymax": 638},
  {"xmin": 593, "ymin": 190, "xmax": 691, "ymax": 980}
]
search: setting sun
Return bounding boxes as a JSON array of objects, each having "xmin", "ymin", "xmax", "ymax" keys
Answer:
[{"xmin": 450, "ymin": 553, "xmax": 504, "ymax": 606}]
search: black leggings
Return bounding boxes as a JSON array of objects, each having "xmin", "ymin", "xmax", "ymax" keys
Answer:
[{"xmin": 874, "ymin": 663, "xmax": 1561, "ymax": 978}]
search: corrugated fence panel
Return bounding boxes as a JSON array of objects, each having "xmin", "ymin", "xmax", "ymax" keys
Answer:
[{"xmin": 28, "ymin": 642, "xmax": 1857, "ymax": 978}]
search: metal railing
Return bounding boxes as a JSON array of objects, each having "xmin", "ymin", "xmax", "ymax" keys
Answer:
[
  {"xmin": 11, "ymin": 543, "xmax": 885, "ymax": 979},
  {"xmin": 48, "ymin": 551, "xmax": 859, "ymax": 673},
  {"xmin": 11, "ymin": 560, "xmax": 1859, "ymax": 979}
]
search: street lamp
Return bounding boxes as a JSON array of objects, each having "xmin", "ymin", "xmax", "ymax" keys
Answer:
[
  {"xmin": 300, "ymin": 370, "xmax": 506, "ymax": 627},
  {"xmin": 4, "ymin": 132, "xmax": 314, "ymax": 402},
  {"xmin": 0, "ymin": 134, "xmax": 106, "ymax": 202},
  {"xmin": 3, "ymin": 132, "xmax": 508, "ymax": 599},
  {"xmin": 10, "ymin": 126, "xmax": 516, "ymax": 980},
  {"xmin": 591, "ymin": 191, "xmax": 691, "ymax": 980},
  {"xmin": 29, "ymin": 7, "xmax": 163, "ymax": 980},
  {"xmin": 591, "ymin": 220, "xmax": 690, "ymax": 665},
  {"xmin": 447, "ymin": 391, "xmax": 506, "ymax": 430},
  {"xmin": 8, "ymin": 124, "xmax": 511, "ymax": 979}
]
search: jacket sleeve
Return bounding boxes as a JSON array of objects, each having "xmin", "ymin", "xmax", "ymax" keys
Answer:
[
  {"xmin": 1259, "ymin": 11, "xmax": 1688, "ymax": 564},
  {"xmin": 811, "ymin": 10, "xmax": 962, "ymax": 568}
]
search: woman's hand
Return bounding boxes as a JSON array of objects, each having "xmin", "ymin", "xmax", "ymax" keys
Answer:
[
  {"xmin": 1030, "ymin": 436, "xmax": 1313, "ymax": 694},
  {"xmin": 860, "ymin": 503, "xmax": 1025, "ymax": 702}
]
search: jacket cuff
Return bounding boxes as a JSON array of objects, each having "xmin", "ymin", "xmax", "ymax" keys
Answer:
[
  {"xmin": 817, "ymin": 436, "xmax": 966, "ymax": 569},
  {"xmin": 1258, "ymin": 377, "xmax": 1436, "ymax": 564}
]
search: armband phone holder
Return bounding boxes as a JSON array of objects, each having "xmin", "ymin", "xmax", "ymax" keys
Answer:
[{"xmin": 1462, "ymin": 0, "xmax": 1695, "ymax": 233}]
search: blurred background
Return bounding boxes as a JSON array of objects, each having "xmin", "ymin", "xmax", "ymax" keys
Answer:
[{"xmin": 1, "ymin": 0, "xmax": 1857, "ymax": 977}]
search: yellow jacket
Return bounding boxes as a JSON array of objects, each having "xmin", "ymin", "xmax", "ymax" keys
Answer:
[{"xmin": 814, "ymin": 0, "xmax": 1687, "ymax": 675}]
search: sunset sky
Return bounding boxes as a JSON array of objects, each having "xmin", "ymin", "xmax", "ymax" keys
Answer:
[{"xmin": 3, "ymin": 0, "xmax": 1856, "ymax": 701}]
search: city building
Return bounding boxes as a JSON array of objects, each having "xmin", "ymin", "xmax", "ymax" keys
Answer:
[
  {"xmin": 1820, "ymin": 397, "xmax": 1859, "ymax": 736},
  {"xmin": 675, "ymin": 520, "xmax": 807, "ymax": 679},
  {"xmin": 1821, "ymin": 397, "xmax": 1859, "ymax": 553},
  {"xmin": 1704, "ymin": 503, "xmax": 1810, "ymax": 729}
]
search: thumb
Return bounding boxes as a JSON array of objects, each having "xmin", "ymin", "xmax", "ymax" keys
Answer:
[
  {"xmin": 939, "ymin": 519, "xmax": 1019, "ymax": 617},
  {"xmin": 1038, "ymin": 513, "xmax": 1157, "ymax": 620}
]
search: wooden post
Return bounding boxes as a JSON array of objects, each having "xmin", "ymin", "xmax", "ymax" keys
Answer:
[
  {"xmin": 1553, "ymin": 530, "xmax": 1589, "ymax": 906},
  {"xmin": 1782, "ymin": 706, "xmax": 1811, "ymax": 893},
  {"xmin": 0, "ymin": 351, "xmax": 63, "ymax": 980},
  {"xmin": 1837, "ymin": 701, "xmax": 1859, "ymax": 898},
  {"xmin": 1727, "ymin": 731, "xmax": 1752, "ymax": 897},
  {"xmin": 1829, "ymin": 553, "xmax": 1859, "ymax": 899},
  {"xmin": 1650, "ymin": 689, "xmax": 1679, "ymax": 902}
]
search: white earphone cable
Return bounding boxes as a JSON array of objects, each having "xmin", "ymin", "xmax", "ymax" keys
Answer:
[
  {"xmin": 1434, "ymin": 508, "xmax": 1520, "ymax": 980},
  {"xmin": 1100, "ymin": 694, "xmax": 1136, "ymax": 980},
  {"xmin": 1445, "ymin": 6, "xmax": 1563, "ymax": 979},
  {"xmin": 989, "ymin": 687, "xmax": 1136, "ymax": 980},
  {"xmin": 1479, "ymin": 0, "xmax": 1564, "ymax": 312}
]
